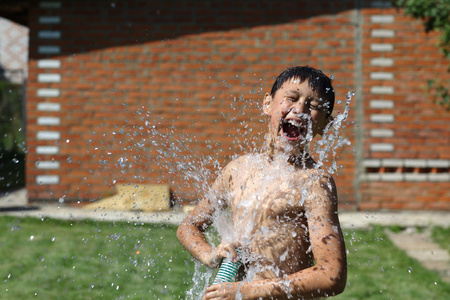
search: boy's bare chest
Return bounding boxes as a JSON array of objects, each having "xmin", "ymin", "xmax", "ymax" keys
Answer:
[{"xmin": 229, "ymin": 167, "xmax": 306, "ymax": 222}]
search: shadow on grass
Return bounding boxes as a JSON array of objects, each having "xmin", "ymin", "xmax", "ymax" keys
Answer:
[{"xmin": 0, "ymin": 206, "xmax": 39, "ymax": 212}]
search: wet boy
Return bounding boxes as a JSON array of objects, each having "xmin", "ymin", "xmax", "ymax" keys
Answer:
[{"xmin": 177, "ymin": 66, "xmax": 347, "ymax": 299}]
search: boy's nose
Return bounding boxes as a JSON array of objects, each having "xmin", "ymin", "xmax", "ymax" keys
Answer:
[{"xmin": 292, "ymin": 102, "xmax": 306, "ymax": 114}]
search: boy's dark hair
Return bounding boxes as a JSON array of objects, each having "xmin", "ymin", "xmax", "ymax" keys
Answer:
[{"xmin": 270, "ymin": 66, "xmax": 335, "ymax": 117}]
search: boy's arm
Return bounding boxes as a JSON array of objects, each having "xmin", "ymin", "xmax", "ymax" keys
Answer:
[
  {"xmin": 177, "ymin": 164, "xmax": 237, "ymax": 268},
  {"xmin": 177, "ymin": 198, "xmax": 219, "ymax": 267},
  {"xmin": 290, "ymin": 173, "xmax": 347, "ymax": 297},
  {"xmin": 203, "ymin": 173, "xmax": 347, "ymax": 300}
]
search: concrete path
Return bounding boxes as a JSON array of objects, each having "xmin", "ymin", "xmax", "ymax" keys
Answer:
[
  {"xmin": 387, "ymin": 228, "xmax": 450, "ymax": 283},
  {"xmin": 1, "ymin": 189, "xmax": 450, "ymax": 282},
  {"xmin": 2, "ymin": 189, "xmax": 450, "ymax": 228}
]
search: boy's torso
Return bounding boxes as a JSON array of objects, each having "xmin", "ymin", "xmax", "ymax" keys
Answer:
[{"xmin": 222, "ymin": 154, "xmax": 319, "ymax": 279}]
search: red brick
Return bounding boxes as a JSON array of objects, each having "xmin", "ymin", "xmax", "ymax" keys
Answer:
[{"xmin": 23, "ymin": 0, "xmax": 449, "ymax": 209}]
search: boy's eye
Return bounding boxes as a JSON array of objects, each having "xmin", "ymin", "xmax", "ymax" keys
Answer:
[{"xmin": 310, "ymin": 103, "xmax": 319, "ymax": 110}]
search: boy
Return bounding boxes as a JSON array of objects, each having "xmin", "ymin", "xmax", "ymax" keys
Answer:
[{"xmin": 177, "ymin": 66, "xmax": 347, "ymax": 299}]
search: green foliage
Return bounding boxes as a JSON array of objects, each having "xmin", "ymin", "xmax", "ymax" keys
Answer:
[
  {"xmin": 0, "ymin": 151, "xmax": 25, "ymax": 191},
  {"xmin": 0, "ymin": 81, "xmax": 25, "ymax": 153},
  {"xmin": 0, "ymin": 80, "xmax": 25, "ymax": 191},
  {"xmin": 393, "ymin": 0, "xmax": 450, "ymax": 110},
  {"xmin": 427, "ymin": 79, "xmax": 450, "ymax": 111},
  {"xmin": 393, "ymin": 0, "xmax": 450, "ymax": 58}
]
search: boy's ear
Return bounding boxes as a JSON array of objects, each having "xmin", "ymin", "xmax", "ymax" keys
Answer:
[{"xmin": 263, "ymin": 93, "xmax": 272, "ymax": 115}]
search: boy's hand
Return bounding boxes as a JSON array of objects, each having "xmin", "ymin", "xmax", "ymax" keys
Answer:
[
  {"xmin": 216, "ymin": 243, "xmax": 240, "ymax": 262},
  {"xmin": 202, "ymin": 282, "xmax": 240, "ymax": 300},
  {"xmin": 205, "ymin": 243, "xmax": 239, "ymax": 268}
]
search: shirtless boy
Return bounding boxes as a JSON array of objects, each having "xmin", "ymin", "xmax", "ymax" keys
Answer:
[{"xmin": 177, "ymin": 66, "xmax": 347, "ymax": 299}]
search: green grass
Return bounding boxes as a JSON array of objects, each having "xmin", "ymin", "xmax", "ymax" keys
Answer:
[
  {"xmin": 0, "ymin": 217, "xmax": 449, "ymax": 299},
  {"xmin": 0, "ymin": 216, "xmax": 194, "ymax": 299},
  {"xmin": 334, "ymin": 226, "xmax": 450, "ymax": 300},
  {"xmin": 431, "ymin": 226, "xmax": 450, "ymax": 253}
]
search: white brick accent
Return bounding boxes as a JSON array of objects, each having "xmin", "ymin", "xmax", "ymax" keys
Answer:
[
  {"xmin": 37, "ymin": 131, "xmax": 61, "ymax": 140},
  {"xmin": 380, "ymin": 173, "xmax": 403, "ymax": 181},
  {"xmin": 428, "ymin": 173, "xmax": 450, "ymax": 181},
  {"xmin": 37, "ymin": 117, "xmax": 60, "ymax": 125},
  {"xmin": 36, "ymin": 175, "xmax": 60, "ymax": 185},
  {"xmin": 38, "ymin": 16, "xmax": 61, "ymax": 24},
  {"xmin": 35, "ymin": 2, "xmax": 64, "ymax": 190},
  {"xmin": 38, "ymin": 59, "xmax": 61, "ymax": 68},
  {"xmin": 405, "ymin": 159, "xmax": 427, "ymax": 168},
  {"xmin": 366, "ymin": 173, "xmax": 381, "ymax": 181},
  {"xmin": 364, "ymin": 159, "xmax": 450, "ymax": 168},
  {"xmin": 370, "ymin": 129, "xmax": 394, "ymax": 137},
  {"xmin": 38, "ymin": 30, "xmax": 61, "ymax": 39},
  {"xmin": 36, "ymin": 161, "xmax": 60, "ymax": 169},
  {"xmin": 370, "ymin": 72, "xmax": 394, "ymax": 80},
  {"xmin": 371, "ymin": 15, "xmax": 394, "ymax": 23},
  {"xmin": 37, "ymin": 102, "xmax": 61, "ymax": 111},
  {"xmin": 370, "ymin": 58, "xmax": 394, "ymax": 66},
  {"xmin": 370, "ymin": 43, "xmax": 394, "ymax": 52},
  {"xmin": 370, "ymin": 114, "xmax": 394, "ymax": 122},
  {"xmin": 36, "ymin": 146, "xmax": 59, "ymax": 155},
  {"xmin": 371, "ymin": 29, "xmax": 395, "ymax": 38},
  {"xmin": 405, "ymin": 173, "xmax": 428, "ymax": 181},
  {"xmin": 382, "ymin": 159, "xmax": 402, "ymax": 167},
  {"xmin": 38, "ymin": 45, "xmax": 61, "ymax": 54},
  {"xmin": 370, "ymin": 100, "xmax": 394, "ymax": 109},
  {"xmin": 371, "ymin": 86, "xmax": 394, "ymax": 94},
  {"xmin": 37, "ymin": 73, "xmax": 61, "ymax": 83},
  {"xmin": 39, "ymin": 2, "xmax": 62, "ymax": 9},
  {"xmin": 370, "ymin": 143, "xmax": 394, "ymax": 152},
  {"xmin": 362, "ymin": 159, "xmax": 450, "ymax": 182},
  {"xmin": 363, "ymin": 159, "xmax": 381, "ymax": 168},
  {"xmin": 37, "ymin": 88, "xmax": 60, "ymax": 97},
  {"xmin": 427, "ymin": 160, "xmax": 449, "ymax": 168}
]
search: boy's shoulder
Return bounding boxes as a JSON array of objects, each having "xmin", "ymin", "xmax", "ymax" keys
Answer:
[
  {"xmin": 217, "ymin": 153, "xmax": 263, "ymax": 178},
  {"xmin": 303, "ymin": 167, "xmax": 335, "ymax": 184},
  {"xmin": 224, "ymin": 152, "xmax": 255, "ymax": 164},
  {"xmin": 231, "ymin": 152, "xmax": 260, "ymax": 163},
  {"xmin": 223, "ymin": 153, "xmax": 263, "ymax": 169}
]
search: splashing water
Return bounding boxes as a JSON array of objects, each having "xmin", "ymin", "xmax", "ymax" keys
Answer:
[
  {"xmin": 313, "ymin": 90, "xmax": 353, "ymax": 172},
  {"xmin": 105, "ymin": 77, "xmax": 354, "ymax": 299},
  {"xmin": 157, "ymin": 90, "xmax": 354, "ymax": 299}
]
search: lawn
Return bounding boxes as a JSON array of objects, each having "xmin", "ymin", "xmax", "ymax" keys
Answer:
[
  {"xmin": 334, "ymin": 226, "xmax": 450, "ymax": 300},
  {"xmin": 0, "ymin": 216, "xmax": 194, "ymax": 299},
  {"xmin": 0, "ymin": 216, "xmax": 449, "ymax": 299}
]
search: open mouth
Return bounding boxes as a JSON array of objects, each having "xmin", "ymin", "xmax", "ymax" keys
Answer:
[{"xmin": 281, "ymin": 119, "xmax": 305, "ymax": 141}]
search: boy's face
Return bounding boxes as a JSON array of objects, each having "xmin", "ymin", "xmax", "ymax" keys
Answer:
[{"xmin": 263, "ymin": 78, "xmax": 330, "ymax": 153}]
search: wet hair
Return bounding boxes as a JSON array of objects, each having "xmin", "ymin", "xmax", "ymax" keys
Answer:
[{"xmin": 270, "ymin": 65, "xmax": 335, "ymax": 117}]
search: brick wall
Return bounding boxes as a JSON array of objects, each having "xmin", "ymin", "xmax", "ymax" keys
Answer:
[
  {"xmin": 358, "ymin": 2, "xmax": 450, "ymax": 210},
  {"xmin": 25, "ymin": 0, "xmax": 449, "ymax": 210}
]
